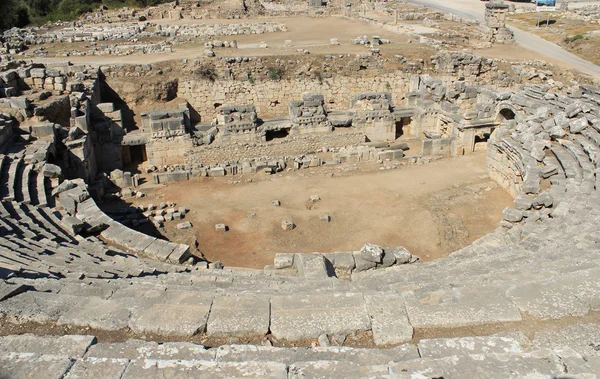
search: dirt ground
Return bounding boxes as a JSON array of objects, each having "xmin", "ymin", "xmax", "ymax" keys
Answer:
[
  {"xmin": 131, "ymin": 151, "xmax": 512, "ymax": 269},
  {"xmin": 35, "ymin": 15, "xmax": 443, "ymax": 65}
]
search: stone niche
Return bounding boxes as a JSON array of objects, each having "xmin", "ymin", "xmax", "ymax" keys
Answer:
[
  {"xmin": 215, "ymin": 104, "xmax": 262, "ymax": 142},
  {"xmin": 140, "ymin": 103, "xmax": 191, "ymax": 138},
  {"xmin": 350, "ymin": 92, "xmax": 395, "ymax": 142},
  {"xmin": 289, "ymin": 93, "xmax": 332, "ymax": 135}
]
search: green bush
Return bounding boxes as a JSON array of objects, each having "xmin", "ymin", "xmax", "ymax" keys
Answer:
[
  {"xmin": 564, "ymin": 34, "xmax": 584, "ymax": 43},
  {"xmin": 0, "ymin": 0, "xmax": 30, "ymax": 30},
  {"xmin": 267, "ymin": 66, "xmax": 284, "ymax": 81},
  {"xmin": 0, "ymin": 0, "xmax": 173, "ymax": 31}
]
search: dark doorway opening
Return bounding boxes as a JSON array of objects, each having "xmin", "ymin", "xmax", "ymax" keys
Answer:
[
  {"xmin": 497, "ymin": 108, "xmax": 516, "ymax": 123},
  {"xmin": 266, "ymin": 128, "xmax": 290, "ymax": 142},
  {"xmin": 474, "ymin": 129, "xmax": 493, "ymax": 152},
  {"xmin": 121, "ymin": 144, "xmax": 147, "ymax": 169},
  {"xmin": 475, "ymin": 133, "xmax": 491, "ymax": 144},
  {"xmin": 395, "ymin": 117, "xmax": 411, "ymax": 139},
  {"xmin": 130, "ymin": 144, "xmax": 147, "ymax": 164}
]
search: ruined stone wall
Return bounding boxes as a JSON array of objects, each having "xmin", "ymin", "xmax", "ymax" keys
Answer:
[
  {"xmin": 185, "ymin": 131, "xmax": 364, "ymax": 165},
  {"xmin": 178, "ymin": 73, "xmax": 412, "ymax": 121},
  {"xmin": 146, "ymin": 135, "xmax": 195, "ymax": 167}
]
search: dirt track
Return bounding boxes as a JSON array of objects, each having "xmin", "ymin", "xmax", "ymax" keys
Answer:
[{"xmin": 39, "ymin": 16, "xmax": 433, "ymax": 66}]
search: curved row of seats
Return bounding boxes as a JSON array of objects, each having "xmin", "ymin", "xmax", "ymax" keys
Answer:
[
  {"xmin": 0, "ymin": 139, "xmax": 187, "ymax": 280},
  {"xmin": 1, "ymin": 83, "xmax": 600, "ymax": 376}
]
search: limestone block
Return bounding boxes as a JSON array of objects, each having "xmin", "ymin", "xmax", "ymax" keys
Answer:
[
  {"xmin": 418, "ymin": 336, "xmax": 523, "ymax": 359},
  {"xmin": 281, "ymin": 221, "xmax": 294, "ymax": 230},
  {"xmin": 270, "ymin": 292, "xmax": 371, "ymax": 341},
  {"xmin": 206, "ymin": 294, "xmax": 270, "ymax": 337},
  {"xmin": 358, "ymin": 243, "xmax": 384, "ymax": 263},
  {"xmin": 503, "ymin": 207, "xmax": 523, "ymax": 223},
  {"xmin": 177, "ymin": 222, "xmax": 192, "ymax": 230},
  {"xmin": 294, "ymin": 253, "xmax": 329, "ymax": 278},
  {"xmin": 365, "ymin": 293, "xmax": 413, "ymax": 345},
  {"xmin": 61, "ymin": 216, "xmax": 85, "ymax": 235},
  {"xmin": 273, "ymin": 253, "xmax": 294, "ymax": 269}
]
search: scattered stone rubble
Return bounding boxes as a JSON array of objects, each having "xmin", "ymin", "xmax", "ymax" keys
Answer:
[{"xmin": 2, "ymin": 21, "xmax": 286, "ymax": 58}]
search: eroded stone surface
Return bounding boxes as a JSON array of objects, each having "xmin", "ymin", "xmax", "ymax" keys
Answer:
[
  {"xmin": 206, "ymin": 294, "xmax": 270, "ymax": 337},
  {"xmin": 270, "ymin": 292, "xmax": 371, "ymax": 341}
]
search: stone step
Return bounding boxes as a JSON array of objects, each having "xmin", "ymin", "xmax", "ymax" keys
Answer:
[
  {"xmin": 572, "ymin": 134, "xmax": 600, "ymax": 167},
  {"xmin": 0, "ymin": 332, "xmax": 599, "ymax": 377},
  {"xmin": 39, "ymin": 207, "xmax": 79, "ymax": 242},
  {"xmin": 14, "ymin": 163, "xmax": 32, "ymax": 204},
  {"xmin": 559, "ymin": 139, "xmax": 596, "ymax": 184},
  {"xmin": 550, "ymin": 143, "xmax": 583, "ymax": 182},
  {"xmin": 24, "ymin": 204, "xmax": 76, "ymax": 244},
  {"xmin": 35, "ymin": 168, "xmax": 48, "ymax": 207},
  {"xmin": 581, "ymin": 127, "xmax": 600, "ymax": 150},
  {"xmin": 543, "ymin": 154, "xmax": 566, "ymax": 204},
  {"xmin": 0, "ymin": 207, "xmax": 38, "ymax": 240},
  {"xmin": 7, "ymin": 201, "xmax": 56, "ymax": 241},
  {"xmin": 5, "ymin": 156, "xmax": 23, "ymax": 202}
]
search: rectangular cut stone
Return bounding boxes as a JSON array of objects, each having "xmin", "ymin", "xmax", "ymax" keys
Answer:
[
  {"xmin": 142, "ymin": 239, "xmax": 170, "ymax": 260},
  {"xmin": 403, "ymin": 286, "xmax": 522, "ymax": 328},
  {"xmin": 433, "ymin": 350, "xmax": 565, "ymax": 378},
  {"xmin": 389, "ymin": 357, "xmax": 459, "ymax": 378},
  {"xmin": 57, "ymin": 297, "xmax": 131, "ymax": 331},
  {"xmin": 216, "ymin": 344, "xmax": 419, "ymax": 365},
  {"xmin": 166, "ymin": 244, "xmax": 191, "ymax": 264},
  {"xmin": 290, "ymin": 361, "xmax": 390, "ymax": 378},
  {"xmin": 273, "ymin": 253, "xmax": 294, "ymax": 269},
  {"xmin": 295, "ymin": 253, "xmax": 329, "ymax": 278},
  {"xmin": 129, "ymin": 297, "xmax": 212, "ymax": 337},
  {"xmin": 0, "ymin": 334, "xmax": 96, "ymax": 358},
  {"xmin": 506, "ymin": 267, "xmax": 600, "ymax": 319},
  {"xmin": 100, "ymin": 224, "xmax": 156, "ymax": 255},
  {"xmin": 270, "ymin": 292, "xmax": 371, "ymax": 341},
  {"xmin": 0, "ymin": 355, "xmax": 73, "ymax": 379},
  {"xmin": 0, "ymin": 292, "xmax": 84, "ymax": 324},
  {"xmin": 121, "ymin": 360, "xmax": 287, "ymax": 378},
  {"xmin": 365, "ymin": 293, "xmax": 413, "ymax": 345},
  {"xmin": 418, "ymin": 336, "xmax": 524, "ymax": 359},
  {"xmin": 533, "ymin": 324, "xmax": 600, "ymax": 357},
  {"xmin": 206, "ymin": 294, "xmax": 270, "ymax": 338},
  {"xmin": 64, "ymin": 357, "xmax": 129, "ymax": 378},
  {"xmin": 85, "ymin": 340, "xmax": 216, "ymax": 361},
  {"xmin": 0, "ymin": 281, "xmax": 26, "ymax": 301},
  {"xmin": 323, "ymin": 252, "xmax": 356, "ymax": 272}
]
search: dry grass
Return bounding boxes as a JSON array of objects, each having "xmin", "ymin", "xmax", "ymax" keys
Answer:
[{"xmin": 507, "ymin": 12, "xmax": 600, "ymax": 65}]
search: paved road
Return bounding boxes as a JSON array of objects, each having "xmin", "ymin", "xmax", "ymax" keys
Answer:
[{"xmin": 408, "ymin": 0, "xmax": 600, "ymax": 79}]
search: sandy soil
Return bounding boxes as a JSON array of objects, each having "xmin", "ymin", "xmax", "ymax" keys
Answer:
[
  {"xmin": 131, "ymin": 151, "xmax": 512, "ymax": 269},
  {"xmin": 36, "ymin": 15, "xmax": 438, "ymax": 65}
]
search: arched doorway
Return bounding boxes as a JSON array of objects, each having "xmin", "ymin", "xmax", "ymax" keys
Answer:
[{"xmin": 496, "ymin": 108, "xmax": 516, "ymax": 127}]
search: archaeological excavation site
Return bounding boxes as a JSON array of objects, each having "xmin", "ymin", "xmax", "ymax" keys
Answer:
[{"xmin": 0, "ymin": 0, "xmax": 600, "ymax": 376}]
